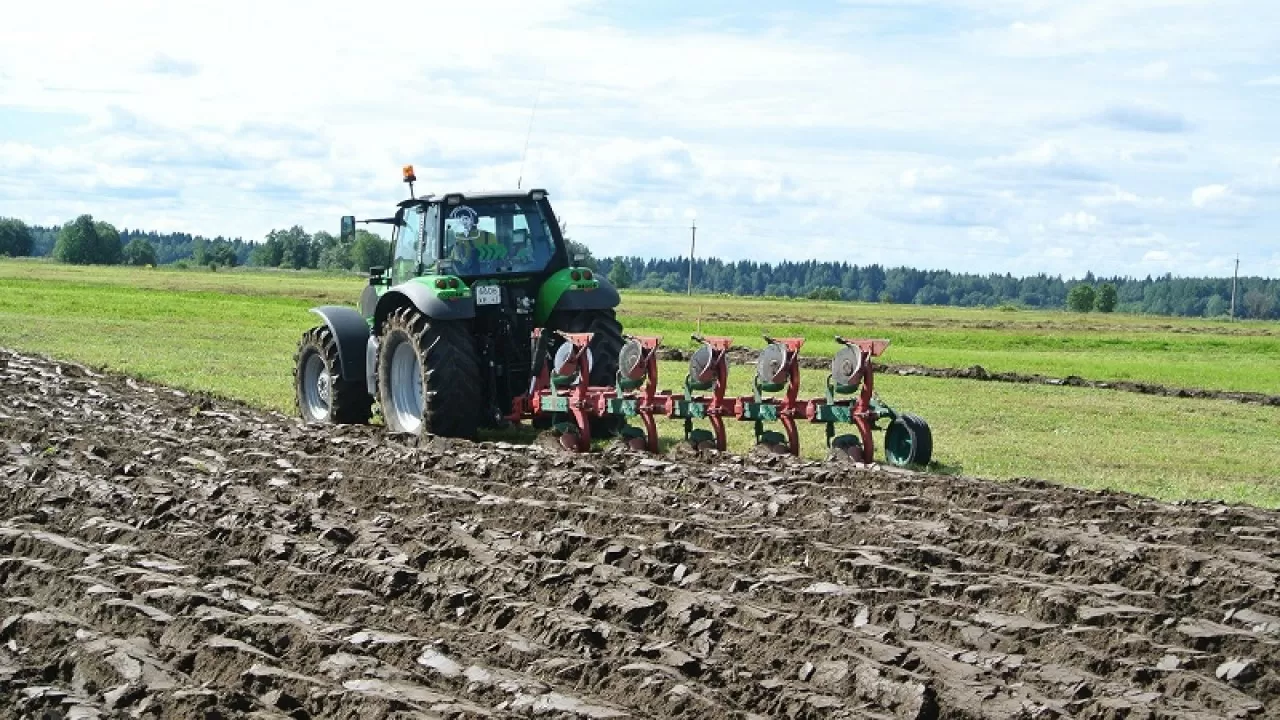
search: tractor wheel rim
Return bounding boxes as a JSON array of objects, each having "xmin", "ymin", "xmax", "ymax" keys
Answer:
[
  {"xmin": 389, "ymin": 340, "xmax": 424, "ymax": 434},
  {"xmin": 301, "ymin": 353, "xmax": 330, "ymax": 421}
]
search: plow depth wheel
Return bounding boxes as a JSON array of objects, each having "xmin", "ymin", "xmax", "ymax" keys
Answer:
[{"xmin": 884, "ymin": 414, "xmax": 933, "ymax": 468}]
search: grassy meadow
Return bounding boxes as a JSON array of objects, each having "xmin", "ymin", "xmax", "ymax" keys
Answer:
[{"xmin": 2, "ymin": 258, "xmax": 1279, "ymax": 508}]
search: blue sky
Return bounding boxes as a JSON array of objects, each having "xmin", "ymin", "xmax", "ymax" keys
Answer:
[{"xmin": 1, "ymin": 0, "xmax": 1278, "ymax": 278}]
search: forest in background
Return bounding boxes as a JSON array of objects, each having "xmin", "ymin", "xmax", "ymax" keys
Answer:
[{"xmin": 2, "ymin": 214, "xmax": 1276, "ymax": 319}]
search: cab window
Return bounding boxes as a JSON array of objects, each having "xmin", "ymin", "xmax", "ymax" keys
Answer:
[
  {"xmin": 443, "ymin": 199, "xmax": 555, "ymax": 276},
  {"xmin": 393, "ymin": 207, "xmax": 423, "ymax": 284},
  {"xmin": 418, "ymin": 204, "xmax": 440, "ymax": 270}
]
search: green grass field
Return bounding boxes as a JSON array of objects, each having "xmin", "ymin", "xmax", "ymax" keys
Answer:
[{"xmin": 3, "ymin": 258, "xmax": 1279, "ymax": 508}]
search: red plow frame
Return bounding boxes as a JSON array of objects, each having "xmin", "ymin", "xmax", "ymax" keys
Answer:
[{"xmin": 508, "ymin": 331, "xmax": 933, "ymax": 468}]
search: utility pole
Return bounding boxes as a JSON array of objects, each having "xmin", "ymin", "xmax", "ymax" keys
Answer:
[
  {"xmin": 1231, "ymin": 255, "xmax": 1239, "ymax": 320},
  {"xmin": 687, "ymin": 218, "xmax": 697, "ymax": 296}
]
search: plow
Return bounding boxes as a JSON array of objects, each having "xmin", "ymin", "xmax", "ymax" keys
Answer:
[
  {"xmin": 517, "ymin": 331, "xmax": 932, "ymax": 467},
  {"xmin": 294, "ymin": 168, "xmax": 932, "ymax": 469}
]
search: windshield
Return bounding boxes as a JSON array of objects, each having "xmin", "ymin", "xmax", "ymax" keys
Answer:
[{"xmin": 442, "ymin": 198, "xmax": 557, "ymax": 276}]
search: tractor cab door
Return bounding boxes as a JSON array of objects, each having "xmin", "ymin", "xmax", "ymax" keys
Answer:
[
  {"xmin": 418, "ymin": 204, "xmax": 440, "ymax": 274},
  {"xmin": 391, "ymin": 206, "xmax": 424, "ymax": 285}
]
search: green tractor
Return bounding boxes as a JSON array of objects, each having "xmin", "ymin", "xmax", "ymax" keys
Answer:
[{"xmin": 293, "ymin": 166, "xmax": 624, "ymax": 440}]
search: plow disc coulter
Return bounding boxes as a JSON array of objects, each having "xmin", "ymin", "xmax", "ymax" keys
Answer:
[{"xmin": 513, "ymin": 331, "xmax": 933, "ymax": 468}]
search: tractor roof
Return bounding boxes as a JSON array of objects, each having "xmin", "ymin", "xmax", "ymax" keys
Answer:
[
  {"xmin": 448, "ymin": 189, "xmax": 548, "ymax": 200},
  {"xmin": 396, "ymin": 189, "xmax": 549, "ymax": 209}
]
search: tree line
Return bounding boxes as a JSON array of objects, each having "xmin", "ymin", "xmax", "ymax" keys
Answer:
[
  {"xmin": 594, "ymin": 256, "xmax": 1279, "ymax": 319},
  {"xmin": 2, "ymin": 214, "xmax": 1277, "ymax": 319},
  {"xmin": 1, "ymin": 215, "xmax": 390, "ymax": 274}
]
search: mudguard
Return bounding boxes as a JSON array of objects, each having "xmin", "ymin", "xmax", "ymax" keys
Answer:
[
  {"xmin": 358, "ymin": 284, "xmax": 380, "ymax": 318},
  {"xmin": 309, "ymin": 306, "xmax": 370, "ymax": 382},
  {"xmin": 534, "ymin": 268, "xmax": 621, "ymax": 325},
  {"xmin": 373, "ymin": 280, "xmax": 476, "ymax": 330}
]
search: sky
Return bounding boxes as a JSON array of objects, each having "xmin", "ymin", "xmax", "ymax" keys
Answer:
[{"xmin": 1, "ymin": 0, "xmax": 1278, "ymax": 278}]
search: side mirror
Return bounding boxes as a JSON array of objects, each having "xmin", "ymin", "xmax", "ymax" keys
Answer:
[
  {"xmin": 572, "ymin": 253, "xmax": 586, "ymax": 265},
  {"xmin": 341, "ymin": 216, "xmax": 356, "ymax": 244},
  {"xmin": 368, "ymin": 265, "xmax": 385, "ymax": 285}
]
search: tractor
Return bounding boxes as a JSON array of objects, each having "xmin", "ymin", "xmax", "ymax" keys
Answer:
[{"xmin": 293, "ymin": 165, "xmax": 624, "ymax": 441}]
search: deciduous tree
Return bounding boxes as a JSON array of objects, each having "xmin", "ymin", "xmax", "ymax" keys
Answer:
[
  {"xmin": 0, "ymin": 218, "xmax": 34, "ymax": 257},
  {"xmin": 122, "ymin": 238, "xmax": 158, "ymax": 266},
  {"xmin": 1095, "ymin": 283, "xmax": 1118, "ymax": 313},
  {"xmin": 53, "ymin": 215, "xmax": 101, "ymax": 264},
  {"xmin": 1067, "ymin": 284, "xmax": 1096, "ymax": 312}
]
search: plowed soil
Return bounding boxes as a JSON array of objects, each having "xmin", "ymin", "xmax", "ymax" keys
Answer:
[{"xmin": 2, "ymin": 347, "xmax": 1278, "ymax": 719}]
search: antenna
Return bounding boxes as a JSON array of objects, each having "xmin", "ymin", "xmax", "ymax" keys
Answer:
[{"xmin": 517, "ymin": 65, "xmax": 548, "ymax": 190}]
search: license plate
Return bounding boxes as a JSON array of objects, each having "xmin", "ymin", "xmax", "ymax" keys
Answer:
[{"xmin": 475, "ymin": 284, "xmax": 501, "ymax": 306}]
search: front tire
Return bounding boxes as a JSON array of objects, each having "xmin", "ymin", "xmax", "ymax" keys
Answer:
[
  {"xmin": 377, "ymin": 306, "xmax": 482, "ymax": 440},
  {"xmin": 293, "ymin": 325, "xmax": 372, "ymax": 425}
]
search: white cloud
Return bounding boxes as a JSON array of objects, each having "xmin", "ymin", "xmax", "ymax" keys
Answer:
[
  {"xmin": 1010, "ymin": 21, "xmax": 1060, "ymax": 42},
  {"xmin": 1191, "ymin": 184, "xmax": 1229, "ymax": 208},
  {"xmin": 1190, "ymin": 183, "xmax": 1254, "ymax": 212},
  {"xmin": 1248, "ymin": 76, "xmax": 1280, "ymax": 86},
  {"xmin": 1056, "ymin": 211, "xmax": 1101, "ymax": 232},
  {"xmin": 1125, "ymin": 147, "xmax": 1188, "ymax": 164},
  {"xmin": 1132, "ymin": 61, "xmax": 1170, "ymax": 80},
  {"xmin": 898, "ymin": 165, "xmax": 959, "ymax": 192},
  {"xmin": 1083, "ymin": 187, "xmax": 1170, "ymax": 209},
  {"xmin": 977, "ymin": 142, "xmax": 1104, "ymax": 182},
  {"xmin": 1143, "ymin": 250, "xmax": 1172, "ymax": 263},
  {"xmin": 969, "ymin": 0, "xmax": 1280, "ymax": 59}
]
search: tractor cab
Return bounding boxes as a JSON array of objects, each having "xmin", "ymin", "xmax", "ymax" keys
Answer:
[
  {"xmin": 440, "ymin": 192, "xmax": 559, "ymax": 278},
  {"xmin": 345, "ymin": 192, "xmax": 565, "ymax": 286}
]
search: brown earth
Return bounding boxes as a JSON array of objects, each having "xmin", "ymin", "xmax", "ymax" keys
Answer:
[
  {"xmin": 657, "ymin": 348, "xmax": 1280, "ymax": 407},
  {"xmin": 2, "ymin": 346, "xmax": 1278, "ymax": 719}
]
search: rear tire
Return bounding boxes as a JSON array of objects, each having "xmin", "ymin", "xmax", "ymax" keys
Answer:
[
  {"xmin": 547, "ymin": 308, "xmax": 626, "ymax": 435},
  {"xmin": 377, "ymin": 306, "xmax": 482, "ymax": 440},
  {"xmin": 884, "ymin": 414, "xmax": 933, "ymax": 468},
  {"xmin": 293, "ymin": 325, "xmax": 372, "ymax": 425}
]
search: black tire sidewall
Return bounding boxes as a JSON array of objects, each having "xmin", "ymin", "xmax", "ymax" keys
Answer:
[
  {"xmin": 886, "ymin": 418, "xmax": 918, "ymax": 466},
  {"xmin": 886, "ymin": 414, "xmax": 932, "ymax": 467},
  {"xmin": 376, "ymin": 307, "xmax": 482, "ymax": 439},
  {"xmin": 295, "ymin": 328, "xmax": 335, "ymax": 423}
]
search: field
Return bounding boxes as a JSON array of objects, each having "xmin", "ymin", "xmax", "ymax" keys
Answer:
[
  {"xmin": 2, "ymin": 259, "xmax": 1279, "ymax": 507},
  {"xmin": 3, "ymin": 260, "xmax": 1280, "ymax": 718}
]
